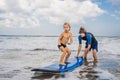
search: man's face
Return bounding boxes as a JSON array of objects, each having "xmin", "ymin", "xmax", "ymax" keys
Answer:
[{"xmin": 80, "ymin": 33, "xmax": 85, "ymax": 37}]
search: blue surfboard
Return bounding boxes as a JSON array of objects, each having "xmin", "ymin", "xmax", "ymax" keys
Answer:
[{"xmin": 31, "ymin": 57, "xmax": 84, "ymax": 73}]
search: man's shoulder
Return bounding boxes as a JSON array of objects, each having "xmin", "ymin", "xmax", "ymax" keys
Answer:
[
  {"xmin": 78, "ymin": 35, "xmax": 82, "ymax": 39},
  {"xmin": 86, "ymin": 32, "xmax": 92, "ymax": 35},
  {"xmin": 86, "ymin": 33, "xmax": 92, "ymax": 38}
]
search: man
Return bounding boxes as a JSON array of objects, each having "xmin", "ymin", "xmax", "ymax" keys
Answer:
[{"xmin": 76, "ymin": 27, "xmax": 98, "ymax": 60}]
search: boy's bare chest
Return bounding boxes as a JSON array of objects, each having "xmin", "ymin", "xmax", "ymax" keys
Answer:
[{"xmin": 63, "ymin": 33, "xmax": 70, "ymax": 39}]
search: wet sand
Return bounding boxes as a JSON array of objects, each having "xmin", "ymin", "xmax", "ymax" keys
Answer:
[{"xmin": 0, "ymin": 50, "xmax": 120, "ymax": 80}]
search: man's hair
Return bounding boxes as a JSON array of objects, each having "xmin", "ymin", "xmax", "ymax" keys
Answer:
[
  {"xmin": 79, "ymin": 27, "xmax": 87, "ymax": 34},
  {"xmin": 63, "ymin": 22, "xmax": 71, "ymax": 31}
]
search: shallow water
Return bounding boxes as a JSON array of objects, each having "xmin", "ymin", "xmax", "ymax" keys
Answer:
[
  {"xmin": 0, "ymin": 51, "xmax": 119, "ymax": 80},
  {"xmin": 0, "ymin": 36, "xmax": 120, "ymax": 80}
]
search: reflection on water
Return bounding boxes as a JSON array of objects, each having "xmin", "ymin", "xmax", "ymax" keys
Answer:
[
  {"xmin": 78, "ymin": 60, "xmax": 100, "ymax": 80},
  {"xmin": 84, "ymin": 59, "xmax": 97, "ymax": 67},
  {"xmin": 32, "ymin": 72, "xmax": 65, "ymax": 80}
]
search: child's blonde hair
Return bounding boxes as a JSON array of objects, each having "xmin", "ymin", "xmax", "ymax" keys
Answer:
[{"xmin": 63, "ymin": 22, "xmax": 71, "ymax": 31}]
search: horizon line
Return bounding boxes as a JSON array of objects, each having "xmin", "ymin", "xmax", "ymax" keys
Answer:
[{"xmin": 0, "ymin": 35, "xmax": 120, "ymax": 37}]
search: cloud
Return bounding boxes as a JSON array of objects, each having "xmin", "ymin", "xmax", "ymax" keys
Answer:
[
  {"xmin": 102, "ymin": 0, "xmax": 120, "ymax": 22},
  {"xmin": 108, "ymin": 0, "xmax": 120, "ymax": 7},
  {"xmin": 0, "ymin": 0, "xmax": 105, "ymax": 28},
  {"xmin": 110, "ymin": 10, "xmax": 120, "ymax": 21}
]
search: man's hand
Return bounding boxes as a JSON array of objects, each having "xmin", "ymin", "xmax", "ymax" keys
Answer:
[
  {"xmin": 86, "ymin": 48, "xmax": 89, "ymax": 52},
  {"xmin": 76, "ymin": 44, "xmax": 82, "ymax": 57},
  {"xmin": 75, "ymin": 55, "xmax": 79, "ymax": 58},
  {"xmin": 86, "ymin": 45, "xmax": 91, "ymax": 52}
]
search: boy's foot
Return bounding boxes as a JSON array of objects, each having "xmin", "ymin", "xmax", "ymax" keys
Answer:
[
  {"xmin": 59, "ymin": 64, "xmax": 65, "ymax": 72},
  {"xmin": 64, "ymin": 62, "xmax": 70, "ymax": 69},
  {"xmin": 65, "ymin": 62, "xmax": 70, "ymax": 64}
]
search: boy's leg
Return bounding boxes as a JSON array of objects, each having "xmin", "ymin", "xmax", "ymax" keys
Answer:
[
  {"xmin": 93, "ymin": 49, "xmax": 97, "ymax": 60},
  {"xmin": 59, "ymin": 47, "xmax": 67, "ymax": 64},
  {"xmin": 64, "ymin": 47, "xmax": 71, "ymax": 62}
]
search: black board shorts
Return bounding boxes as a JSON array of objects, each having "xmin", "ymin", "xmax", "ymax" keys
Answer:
[
  {"xmin": 58, "ymin": 43, "xmax": 67, "ymax": 49},
  {"xmin": 85, "ymin": 41, "xmax": 98, "ymax": 52}
]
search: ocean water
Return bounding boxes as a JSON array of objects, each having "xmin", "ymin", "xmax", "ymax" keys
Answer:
[
  {"xmin": 0, "ymin": 36, "xmax": 120, "ymax": 54},
  {"xmin": 0, "ymin": 35, "xmax": 120, "ymax": 80}
]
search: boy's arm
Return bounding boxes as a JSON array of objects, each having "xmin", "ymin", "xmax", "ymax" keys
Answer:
[
  {"xmin": 69, "ymin": 32, "xmax": 73, "ymax": 44},
  {"xmin": 58, "ymin": 33, "xmax": 63, "ymax": 45}
]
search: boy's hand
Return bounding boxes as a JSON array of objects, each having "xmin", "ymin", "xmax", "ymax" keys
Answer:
[
  {"xmin": 58, "ymin": 43, "xmax": 61, "ymax": 45},
  {"xmin": 68, "ymin": 43, "xmax": 71, "ymax": 45}
]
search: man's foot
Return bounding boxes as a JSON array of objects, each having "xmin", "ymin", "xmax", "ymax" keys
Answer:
[
  {"xmin": 76, "ymin": 56, "xmax": 83, "ymax": 62},
  {"xmin": 93, "ymin": 59, "xmax": 98, "ymax": 67},
  {"xmin": 76, "ymin": 57, "xmax": 79, "ymax": 62},
  {"xmin": 94, "ymin": 59, "xmax": 98, "ymax": 62},
  {"xmin": 80, "ymin": 56, "xmax": 84, "ymax": 58}
]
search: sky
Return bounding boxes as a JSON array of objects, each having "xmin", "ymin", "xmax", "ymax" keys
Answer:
[{"xmin": 0, "ymin": 0, "xmax": 120, "ymax": 36}]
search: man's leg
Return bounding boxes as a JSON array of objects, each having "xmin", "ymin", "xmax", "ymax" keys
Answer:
[{"xmin": 93, "ymin": 49, "xmax": 97, "ymax": 60}]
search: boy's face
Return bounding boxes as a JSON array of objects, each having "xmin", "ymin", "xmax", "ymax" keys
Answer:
[
  {"xmin": 80, "ymin": 33, "xmax": 85, "ymax": 37},
  {"xmin": 64, "ymin": 25, "xmax": 70, "ymax": 32}
]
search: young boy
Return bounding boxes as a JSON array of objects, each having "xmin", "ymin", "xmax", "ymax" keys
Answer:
[
  {"xmin": 58, "ymin": 22, "xmax": 73, "ymax": 71},
  {"xmin": 76, "ymin": 27, "xmax": 98, "ymax": 60}
]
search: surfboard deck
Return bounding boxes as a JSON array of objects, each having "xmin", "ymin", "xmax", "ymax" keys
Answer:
[{"xmin": 31, "ymin": 57, "xmax": 84, "ymax": 73}]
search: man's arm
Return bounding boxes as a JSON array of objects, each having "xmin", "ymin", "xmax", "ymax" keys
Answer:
[
  {"xmin": 86, "ymin": 45, "xmax": 91, "ymax": 52},
  {"xmin": 77, "ymin": 44, "xmax": 82, "ymax": 57},
  {"xmin": 84, "ymin": 34, "xmax": 92, "ymax": 53},
  {"xmin": 76, "ymin": 36, "xmax": 82, "ymax": 57},
  {"xmin": 84, "ymin": 45, "xmax": 91, "ymax": 54}
]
